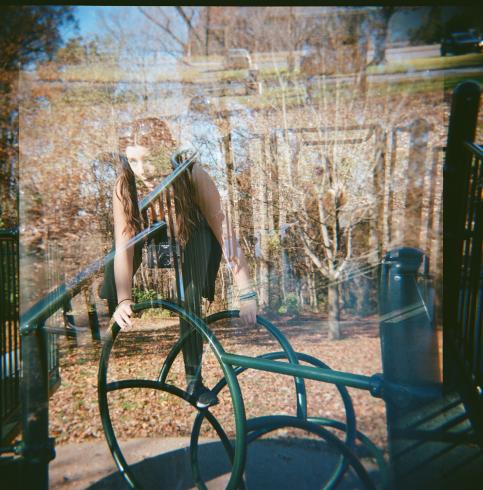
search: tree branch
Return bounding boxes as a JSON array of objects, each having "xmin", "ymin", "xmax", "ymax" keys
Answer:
[
  {"xmin": 138, "ymin": 7, "xmax": 186, "ymax": 50},
  {"xmin": 175, "ymin": 6, "xmax": 204, "ymax": 47},
  {"xmin": 298, "ymin": 225, "xmax": 330, "ymax": 276}
]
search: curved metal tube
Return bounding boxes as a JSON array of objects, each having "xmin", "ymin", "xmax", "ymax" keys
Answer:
[
  {"xmin": 245, "ymin": 416, "xmax": 376, "ymax": 490},
  {"xmin": 98, "ymin": 300, "xmax": 247, "ymax": 490},
  {"xmin": 100, "ymin": 303, "xmax": 380, "ymax": 490},
  {"xmin": 206, "ymin": 310, "xmax": 307, "ymax": 419},
  {"xmin": 190, "ymin": 350, "xmax": 357, "ymax": 490},
  {"xmin": 157, "ymin": 328, "xmax": 193, "ymax": 385},
  {"xmin": 308, "ymin": 417, "xmax": 390, "ymax": 489}
]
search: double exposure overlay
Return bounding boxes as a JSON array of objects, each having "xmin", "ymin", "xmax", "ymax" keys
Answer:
[{"xmin": 1, "ymin": 6, "xmax": 482, "ymax": 490}]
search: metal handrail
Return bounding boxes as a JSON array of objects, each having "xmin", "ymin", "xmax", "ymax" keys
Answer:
[
  {"xmin": 20, "ymin": 149, "xmax": 198, "ymax": 332},
  {"xmin": 463, "ymin": 141, "xmax": 483, "ymax": 158},
  {"xmin": 0, "ymin": 228, "xmax": 18, "ymax": 237}
]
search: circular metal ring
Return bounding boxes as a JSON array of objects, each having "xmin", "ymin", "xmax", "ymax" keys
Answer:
[
  {"xmin": 98, "ymin": 300, "xmax": 247, "ymax": 490},
  {"xmin": 246, "ymin": 415, "xmax": 376, "ymax": 490},
  {"xmin": 190, "ymin": 309, "xmax": 357, "ymax": 490}
]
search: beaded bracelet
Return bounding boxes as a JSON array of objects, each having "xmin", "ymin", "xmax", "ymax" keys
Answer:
[
  {"xmin": 117, "ymin": 298, "xmax": 132, "ymax": 307},
  {"xmin": 239, "ymin": 291, "xmax": 257, "ymax": 302}
]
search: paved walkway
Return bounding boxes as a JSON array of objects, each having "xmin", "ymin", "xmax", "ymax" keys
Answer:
[{"xmin": 50, "ymin": 436, "xmax": 381, "ymax": 489}]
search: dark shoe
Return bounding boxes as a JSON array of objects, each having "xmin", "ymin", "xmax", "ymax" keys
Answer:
[{"xmin": 186, "ymin": 380, "xmax": 219, "ymax": 409}]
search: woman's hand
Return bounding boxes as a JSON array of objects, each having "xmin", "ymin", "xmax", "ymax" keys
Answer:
[
  {"xmin": 239, "ymin": 298, "xmax": 257, "ymax": 326},
  {"xmin": 113, "ymin": 300, "xmax": 134, "ymax": 331}
]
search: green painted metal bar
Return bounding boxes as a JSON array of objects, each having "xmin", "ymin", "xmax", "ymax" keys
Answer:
[
  {"xmin": 20, "ymin": 222, "xmax": 166, "ymax": 331},
  {"xmin": 191, "ymin": 349, "xmax": 357, "ymax": 490},
  {"xmin": 189, "ymin": 406, "xmax": 247, "ymax": 490},
  {"xmin": 221, "ymin": 352, "xmax": 377, "ymax": 392},
  {"xmin": 206, "ymin": 310, "xmax": 308, "ymax": 419},
  {"xmin": 1, "ymin": 228, "xmax": 20, "ymax": 445},
  {"xmin": 0, "ymin": 229, "xmax": 18, "ymax": 238},
  {"xmin": 308, "ymin": 417, "xmax": 390, "ymax": 489},
  {"xmin": 19, "ymin": 323, "xmax": 54, "ymax": 490},
  {"xmin": 443, "ymin": 80, "xmax": 481, "ymax": 390},
  {"xmin": 98, "ymin": 300, "xmax": 248, "ymax": 490},
  {"xmin": 84, "ymin": 287, "xmax": 100, "ymax": 341},
  {"xmin": 246, "ymin": 415, "xmax": 376, "ymax": 490}
]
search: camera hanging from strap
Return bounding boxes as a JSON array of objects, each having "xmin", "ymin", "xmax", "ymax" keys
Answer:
[{"xmin": 144, "ymin": 221, "xmax": 174, "ymax": 268}]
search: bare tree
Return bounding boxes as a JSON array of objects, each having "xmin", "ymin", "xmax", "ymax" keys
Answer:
[
  {"xmin": 287, "ymin": 142, "xmax": 374, "ymax": 340},
  {"xmin": 138, "ymin": 6, "xmax": 200, "ymax": 57}
]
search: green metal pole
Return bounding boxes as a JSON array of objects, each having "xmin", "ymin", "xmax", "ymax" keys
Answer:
[
  {"xmin": 221, "ymin": 352, "xmax": 376, "ymax": 391},
  {"xmin": 19, "ymin": 323, "xmax": 55, "ymax": 490},
  {"xmin": 84, "ymin": 286, "xmax": 100, "ymax": 341},
  {"xmin": 379, "ymin": 247, "xmax": 441, "ymax": 489},
  {"xmin": 443, "ymin": 80, "xmax": 481, "ymax": 390}
]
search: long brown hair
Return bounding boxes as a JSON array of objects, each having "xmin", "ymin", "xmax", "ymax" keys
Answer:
[
  {"xmin": 115, "ymin": 154, "xmax": 143, "ymax": 238},
  {"xmin": 118, "ymin": 117, "xmax": 203, "ymax": 246},
  {"xmin": 172, "ymin": 168, "xmax": 204, "ymax": 247},
  {"xmin": 93, "ymin": 152, "xmax": 142, "ymax": 239}
]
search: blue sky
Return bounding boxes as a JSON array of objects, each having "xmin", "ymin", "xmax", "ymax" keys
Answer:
[
  {"xmin": 61, "ymin": 6, "xmax": 441, "ymax": 45},
  {"xmin": 61, "ymin": 6, "xmax": 120, "ymax": 41}
]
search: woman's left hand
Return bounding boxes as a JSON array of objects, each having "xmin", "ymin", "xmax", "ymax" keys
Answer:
[{"xmin": 239, "ymin": 298, "xmax": 257, "ymax": 326}]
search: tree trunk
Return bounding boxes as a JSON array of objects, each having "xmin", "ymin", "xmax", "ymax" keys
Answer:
[
  {"xmin": 205, "ymin": 6, "xmax": 211, "ymax": 56},
  {"xmin": 372, "ymin": 125, "xmax": 386, "ymax": 258},
  {"xmin": 328, "ymin": 281, "xmax": 341, "ymax": 340},
  {"xmin": 310, "ymin": 271, "xmax": 318, "ymax": 309},
  {"xmin": 369, "ymin": 7, "xmax": 394, "ymax": 66},
  {"xmin": 297, "ymin": 281, "xmax": 303, "ymax": 307},
  {"xmin": 405, "ymin": 118, "xmax": 431, "ymax": 249},
  {"xmin": 265, "ymin": 135, "xmax": 275, "ymax": 307},
  {"xmin": 276, "ymin": 131, "xmax": 293, "ymax": 300},
  {"xmin": 371, "ymin": 24, "xmax": 389, "ymax": 65},
  {"xmin": 251, "ymin": 139, "xmax": 270, "ymax": 308}
]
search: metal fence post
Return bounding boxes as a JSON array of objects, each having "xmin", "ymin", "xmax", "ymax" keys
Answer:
[
  {"xmin": 379, "ymin": 247, "xmax": 441, "ymax": 487},
  {"xmin": 19, "ymin": 323, "xmax": 54, "ymax": 490},
  {"xmin": 443, "ymin": 80, "xmax": 481, "ymax": 390},
  {"xmin": 84, "ymin": 286, "xmax": 100, "ymax": 341},
  {"xmin": 1, "ymin": 228, "xmax": 21, "ymax": 444},
  {"xmin": 63, "ymin": 298, "xmax": 78, "ymax": 348}
]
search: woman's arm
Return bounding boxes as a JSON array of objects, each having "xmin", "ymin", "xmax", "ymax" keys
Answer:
[
  {"xmin": 112, "ymin": 179, "xmax": 135, "ymax": 329},
  {"xmin": 192, "ymin": 164, "xmax": 257, "ymax": 325}
]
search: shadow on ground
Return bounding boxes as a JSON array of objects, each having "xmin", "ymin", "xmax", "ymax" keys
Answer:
[{"xmin": 86, "ymin": 437, "xmax": 380, "ymax": 490}]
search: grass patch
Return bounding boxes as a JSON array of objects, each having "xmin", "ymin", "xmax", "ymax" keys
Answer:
[
  {"xmin": 368, "ymin": 53, "xmax": 483, "ymax": 75},
  {"xmin": 259, "ymin": 67, "xmax": 292, "ymax": 79},
  {"xmin": 45, "ymin": 51, "xmax": 483, "ymax": 86},
  {"xmin": 228, "ymin": 72, "xmax": 483, "ymax": 112},
  {"xmin": 368, "ymin": 73, "xmax": 483, "ymax": 97},
  {"xmin": 59, "ymin": 62, "xmax": 183, "ymax": 84},
  {"xmin": 122, "ymin": 400, "xmax": 140, "ymax": 411},
  {"xmin": 219, "ymin": 69, "xmax": 250, "ymax": 82},
  {"xmin": 185, "ymin": 54, "xmax": 223, "ymax": 63},
  {"xmin": 140, "ymin": 307, "xmax": 173, "ymax": 320}
]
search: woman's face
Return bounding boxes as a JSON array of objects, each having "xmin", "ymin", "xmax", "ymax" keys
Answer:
[{"xmin": 125, "ymin": 144, "xmax": 156, "ymax": 179}]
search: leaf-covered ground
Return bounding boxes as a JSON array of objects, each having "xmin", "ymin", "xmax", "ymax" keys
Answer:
[{"xmin": 50, "ymin": 312, "xmax": 395, "ymax": 461}]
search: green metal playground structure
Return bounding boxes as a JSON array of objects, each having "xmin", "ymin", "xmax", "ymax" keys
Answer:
[{"xmin": 1, "ymin": 81, "xmax": 482, "ymax": 489}]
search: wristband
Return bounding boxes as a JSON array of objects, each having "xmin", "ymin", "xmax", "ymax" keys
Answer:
[
  {"xmin": 239, "ymin": 291, "xmax": 257, "ymax": 302},
  {"xmin": 117, "ymin": 298, "xmax": 132, "ymax": 307}
]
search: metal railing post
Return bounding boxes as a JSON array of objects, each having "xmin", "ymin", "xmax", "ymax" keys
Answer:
[
  {"xmin": 19, "ymin": 323, "xmax": 54, "ymax": 490},
  {"xmin": 1, "ymin": 228, "xmax": 20, "ymax": 444},
  {"xmin": 84, "ymin": 286, "xmax": 100, "ymax": 341},
  {"xmin": 379, "ymin": 247, "xmax": 441, "ymax": 486},
  {"xmin": 443, "ymin": 80, "xmax": 481, "ymax": 390}
]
